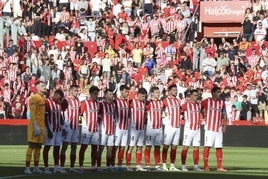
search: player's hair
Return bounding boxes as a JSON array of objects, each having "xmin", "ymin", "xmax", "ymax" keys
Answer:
[
  {"xmin": 104, "ymin": 88, "xmax": 113, "ymax": 95},
  {"xmin": 211, "ymin": 86, "xmax": 221, "ymax": 94},
  {"xmin": 190, "ymin": 89, "xmax": 198, "ymax": 95},
  {"xmin": 138, "ymin": 87, "xmax": 148, "ymax": 95},
  {"xmin": 54, "ymin": 89, "xmax": 64, "ymax": 98},
  {"xmin": 120, "ymin": 85, "xmax": 129, "ymax": 91},
  {"xmin": 168, "ymin": 84, "xmax": 177, "ymax": 91},
  {"xmin": 151, "ymin": 86, "xmax": 159, "ymax": 93},
  {"xmin": 89, "ymin": 85, "xmax": 100, "ymax": 94},
  {"xmin": 69, "ymin": 84, "xmax": 79, "ymax": 90}
]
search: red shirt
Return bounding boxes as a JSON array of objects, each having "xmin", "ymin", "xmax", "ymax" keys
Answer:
[
  {"xmin": 129, "ymin": 99, "xmax": 146, "ymax": 130},
  {"xmin": 201, "ymin": 98, "xmax": 226, "ymax": 132}
]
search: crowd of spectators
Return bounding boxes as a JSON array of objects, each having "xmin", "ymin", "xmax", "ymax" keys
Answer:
[{"xmin": 0, "ymin": 0, "xmax": 268, "ymax": 124}]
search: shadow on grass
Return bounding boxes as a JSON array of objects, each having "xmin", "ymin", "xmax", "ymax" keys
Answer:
[{"xmin": 0, "ymin": 166, "xmax": 268, "ymax": 179}]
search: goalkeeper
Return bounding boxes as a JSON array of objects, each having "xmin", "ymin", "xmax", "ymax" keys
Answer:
[{"xmin": 24, "ymin": 81, "xmax": 47, "ymax": 174}]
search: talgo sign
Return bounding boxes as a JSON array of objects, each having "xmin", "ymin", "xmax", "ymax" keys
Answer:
[{"xmin": 200, "ymin": 1, "xmax": 251, "ymax": 23}]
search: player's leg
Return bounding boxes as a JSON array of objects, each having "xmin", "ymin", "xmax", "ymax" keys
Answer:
[
  {"xmin": 69, "ymin": 128, "xmax": 79, "ymax": 172},
  {"xmin": 53, "ymin": 132, "xmax": 64, "ymax": 173},
  {"xmin": 60, "ymin": 142, "xmax": 68, "ymax": 169},
  {"xmin": 79, "ymin": 128, "xmax": 91, "ymax": 172},
  {"xmin": 25, "ymin": 143, "xmax": 35, "ymax": 174},
  {"xmin": 126, "ymin": 129, "xmax": 138, "ymax": 171},
  {"xmin": 181, "ymin": 128, "xmax": 192, "ymax": 171},
  {"xmin": 60, "ymin": 126, "xmax": 71, "ymax": 170},
  {"xmin": 154, "ymin": 128, "xmax": 163, "ymax": 171},
  {"xmin": 169, "ymin": 127, "xmax": 180, "ymax": 171},
  {"xmin": 32, "ymin": 143, "xmax": 43, "ymax": 173},
  {"xmin": 192, "ymin": 130, "xmax": 203, "ymax": 171},
  {"xmin": 144, "ymin": 127, "xmax": 155, "ymax": 170},
  {"xmin": 113, "ymin": 128, "xmax": 122, "ymax": 170},
  {"xmin": 214, "ymin": 132, "xmax": 226, "ymax": 172},
  {"xmin": 68, "ymin": 142, "xmax": 79, "ymax": 172},
  {"xmin": 126, "ymin": 146, "xmax": 134, "ymax": 171},
  {"xmin": 136, "ymin": 130, "xmax": 145, "ymax": 171},
  {"xmin": 162, "ymin": 125, "xmax": 174, "ymax": 171},
  {"xmin": 43, "ymin": 145, "xmax": 51, "ymax": 173},
  {"xmin": 106, "ymin": 135, "xmax": 115, "ymax": 170},
  {"xmin": 90, "ymin": 131, "xmax": 100, "ymax": 172},
  {"xmin": 203, "ymin": 130, "xmax": 214, "ymax": 171},
  {"xmin": 117, "ymin": 129, "xmax": 128, "ymax": 170}
]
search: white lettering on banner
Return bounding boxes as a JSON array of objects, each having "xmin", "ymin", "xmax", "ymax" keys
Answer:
[
  {"xmin": 204, "ymin": 5, "xmax": 244, "ymax": 16},
  {"xmin": 200, "ymin": 1, "xmax": 251, "ymax": 23}
]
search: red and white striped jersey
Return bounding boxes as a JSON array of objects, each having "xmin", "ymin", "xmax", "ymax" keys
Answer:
[
  {"xmin": 114, "ymin": 98, "xmax": 129, "ymax": 130},
  {"xmin": 8, "ymin": 67, "xmax": 17, "ymax": 82},
  {"xmin": 149, "ymin": 19, "xmax": 160, "ymax": 35},
  {"xmin": 60, "ymin": 11, "xmax": 70, "ymax": 22},
  {"xmin": 164, "ymin": 20, "xmax": 176, "ymax": 33},
  {"xmin": 64, "ymin": 96, "xmax": 80, "ymax": 130},
  {"xmin": 201, "ymin": 98, "xmax": 226, "ymax": 132},
  {"xmin": 8, "ymin": 55, "xmax": 19, "ymax": 65},
  {"xmin": 129, "ymin": 99, "xmax": 146, "ymax": 130},
  {"xmin": 99, "ymin": 101, "xmax": 116, "ymax": 135},
  {"xmin": 79, "ymin": 99, "xmax": 99, "ymax": 132},
  {"xmin": 181, "ymin": 102, "xmax": 202, "ymax": 131},
  {"xmin": 45, "ymin": 98, "xmax": 63, "ymax": 132},
  {"xmin": 163, "ymin": 97, "xmax": 181, "ymax": 128},
  {"xmin": 176, "ymin": 19, "xmax": 187, "ymax": 33},
  {"xmin": 146, "ymin": 99, "xmax": 163, "ymax": 129}
]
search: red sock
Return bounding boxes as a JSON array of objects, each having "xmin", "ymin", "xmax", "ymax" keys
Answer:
[
  {"xmin": 216, "ymin": 148, "xmax": 223, "ymax": 168},
  {"xmin": 193, "ymin": 148, "xmax": 199, "ymax": 165},
  {"xmin": 136, "ymin": 152, "xmax": 142, "ymax": 166},
  {"xmin": 70, "ymin": 154, "xmax": 76, "ymax": 168},
  {"xmin": 170, "ymin": 148, "xmax": 177, "ymax": 164},
  {"xmin": 79, "ymin": 144, "xmax": 87, "ymax": 167},
  {"xmin": 144, "ymin": 148, "xmax": 150, "ymax": 166},
  {"xmin": 126, "ymin": 152, "xmax": 131, "ymax": 167},
  {"xmin": 203, "ymin": 147, "xmax": 210, "ymax": 168},
  {"xmin": 118, "ymin": 148, "xmax": 124, "ymax": 166},
  {"xmin": 162, "ymin": 148, "xmax": 168, "ymax": 164},
  {"xmin": 154, "ymin": 149, "xmax": 160, "ymax": 166},
  {"xmin": 60, "ymin": 153, "xmax": 65, "ymax": 167},
  {"xmin": 181, "ymin": 148, "xmax": 188, "ymax": 165}
]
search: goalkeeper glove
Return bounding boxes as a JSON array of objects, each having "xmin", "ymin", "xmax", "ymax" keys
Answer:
[{"xmin": 33, "ymin": 122, "xmax": 41, "ymax": 136}]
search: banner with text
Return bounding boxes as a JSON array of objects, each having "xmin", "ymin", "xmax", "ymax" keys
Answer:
[{"xmin": 200, "ymin": 1, "xmax": 251, "ymax": 23}]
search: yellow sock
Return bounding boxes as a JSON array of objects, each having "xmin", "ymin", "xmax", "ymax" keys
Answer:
[
  {"xmin": 26, "ymin": 147, "xmax": 33, "ymax": 167},
  {"xmin": 33, "ymin": 148, "xmax": 41, "ymax": 166}
]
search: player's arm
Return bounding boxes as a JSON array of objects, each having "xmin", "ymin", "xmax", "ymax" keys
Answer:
[
  {"xmin": 44, "ymin": 100, "xmax": 53, "ymax": 139},
  {"xmin": 29, "ymin": 96, "xmax": 41, "ymax": 136}
]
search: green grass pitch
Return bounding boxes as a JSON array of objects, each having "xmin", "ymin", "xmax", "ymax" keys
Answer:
[{"xmin": 0, "ymin": 146, "xmax": 267, "ymax": 179}]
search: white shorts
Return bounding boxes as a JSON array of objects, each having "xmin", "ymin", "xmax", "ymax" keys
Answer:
[
  {"xmin": 80, "ymin": 125, "xmax": 99, "ymax": 145},
  {"xmin": 163, "ymin": 124, "xmax": 180, "ymax": 146},
  {"xmin": 62, "ymin": 124, "xmax": 80, "ymax": 143},
  {"xmin": 70, "ymin": 2, "xmax": 78, "ymax": 10},
  {"xmin": 204, "ymin": 130, "xmax": 223, "ymax": 148},
  {"xmin": 100, "ymin": 129, "xmax": 114, "ymax": 146},
  {"xmin": 145, "ymin": 126, "xmax": 163, "ymax": 146},
  {"xmin": 114, "ymin": 127, "xmax": 129, "ymax": 147},
  {"xmin": 129, "ymin": 127, "xmax": 145, "ymax": 147},
  {"xmin": 44, "ymin": 130, "xmax": 62, "ymax": 146},
  {"xmin": 182, "ymin": 127, "xmax": 201, "ymax": 147}
]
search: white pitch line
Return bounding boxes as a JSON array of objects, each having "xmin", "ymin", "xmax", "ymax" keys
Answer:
[{"xmin": 0, "ymin": 174, "xmax": 28, "ymax": 179}]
